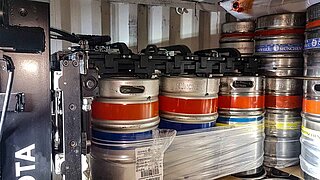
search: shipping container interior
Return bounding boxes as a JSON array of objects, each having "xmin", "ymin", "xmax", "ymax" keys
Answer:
[{"xmin": 1, "ymin": 0, "xmax": 318, "ymax": 179}]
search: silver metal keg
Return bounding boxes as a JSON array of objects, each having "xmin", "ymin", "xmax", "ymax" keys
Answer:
[
  {"xmin": 264, "ymin": 136, "xmax": 301, "ymax": 168},
  {"xmin": 91, "ymin": 145, "xmax": 136, "ymax": 180},
  {"xmin": 222, "ymin": 21, "xmax": 255, "ymax": 34},
  {"xmin": 220, "ymin": 21, "xmax": 255, "ymax": 56},
  {"xmin": 265, "ymin": 110, "xmax": 301, "ymax": 138},
  {"xmin": 90, "ymin": 77, "xmax": 161, "ymax": 180},
  {"xmin": 300, "ymin": 117, "xmax": 320, "ymax": 180},
  {"xmin": 220, "ymin": 38, "xmax": 254, "ymax": 56},
  {"xmin": 219, "ymin": 76, "xmax": 265, "ymax": 116},
  {"xmin": 259, "ymin": 55, "xmax": 303, "ymax": 77},
  {"xmin": 305, "ymin": 27, "xmax": 320, "ymax": 51},
  {"xmin": 159, "ymin": 76, "xmax": 220, "ymax": 124},
  {"xmin": 92, "ymin": 77, "xmax": 160, "ymax": 133},
  {"xmin": 256, "ymin": 13, "xmax": 306, "ymax": 30},
  {"xmin": 305, "ymin": 51, "xmax": 320, "ymax": 77},
  {"xmin": 303, "ymin": 79, "xmax": 320, "ymax": 119},
  {"xmin": 265, "ymin": 78, "xmax": 302, "ymax": 111}
]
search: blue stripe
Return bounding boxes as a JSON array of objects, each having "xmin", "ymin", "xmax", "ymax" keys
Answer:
[
  {"xmin": 305, "ymin": 38, "xmax": 320, "ymax": 50},
  {"xmin": 91, "ymin": 129, "xmax": 152, "ymax": 141},
  {"xmin": 217, "ymin": 116, "xmax": 263, "ymax": 123},
  {"xmin": 159, "ymin": 119, "xmax": 215, "ymax": 131},
  {"xmin": 255, "ymin": 44, "xmax": 303, "ymax": 53}
]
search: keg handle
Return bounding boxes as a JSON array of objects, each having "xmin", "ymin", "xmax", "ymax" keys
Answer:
[
  {"xmin": 120, "ymin": 85, "xmax": 145, "ymax": 94},
  {"xmin": 313, "ymin": 84, "xmax": 320, "ymax": 93},
  {"xmin": 160, "ymin": 45, "xmax": 192, "ymax": 56},
  {"xmin": 194, "ymin": 48, "xmax": 241, "ymax": 58},
  {"xmin": 109, "ymin": 42, "xmax": 132, "ymax": 55},
  {"xmin": 231, "ymin": 80, "xmax": 254, "ymax": 89},
  {"xmin": 141, "ymin": 44, "xmax": 159, "ymax": 55}
]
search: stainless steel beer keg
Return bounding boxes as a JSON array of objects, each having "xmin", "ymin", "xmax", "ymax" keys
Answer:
[{"xmin": 159, "ymin": 76, "xmax": 220, "ymax": 131}]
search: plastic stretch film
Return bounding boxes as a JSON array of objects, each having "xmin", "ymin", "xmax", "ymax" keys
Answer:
[
  {"xmin": 163, "ymin": 124, "xmax": 265, "ymax": 180},
  {"xmin": 300, "ymin": 126, "xmax": 320, "ymax": 179},
  {"xmin": 89, "ymin": 129, "xmax": 176, "ymax": 180}
]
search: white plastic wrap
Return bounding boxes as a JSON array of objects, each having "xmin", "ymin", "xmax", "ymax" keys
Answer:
[
  {"xmin": 164, "ymin": 124, "xmax": 265, "ymax": 180},
  {"xmin": 219, "ymin": 0, "xmax": 318, "ymax": 20},
  {"xmin": 300, "ymin": 126, "xmax": 320, "ymax": 179}
]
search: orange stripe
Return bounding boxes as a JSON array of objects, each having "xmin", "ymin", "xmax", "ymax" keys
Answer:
[
  {"xmin": 303, "ymin": 98, "xmax": 320, "ymax": 115},
  {"xmin": 255, "ymin": 28, "xmax": 305, "ymax": 36},
  {"xmin": 159, "ymin": 96, "xmax": 218, "ymax": 114},
  {"xmin": 306, "ymin": 19, "xmax": 320, "ymax": 29},
  {"xmin": 91, "ymin": 101, "xmax": 159, "ymax": 120},
  {"xmin": 265, "ymin": 95, "xmax": 302, "ymax": 109},
  {"xmin": 218, "ymin": 95, "xmax": 265, "ymax": 109}
]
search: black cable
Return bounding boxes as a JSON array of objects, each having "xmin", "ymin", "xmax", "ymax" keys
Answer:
[
  {"xmin": 0, "ymin": 55, "xmax": 14, "ymax": 140},
  {"xmin": 0, "ymin": 55, "xmax": 14, "ymax": 179}
]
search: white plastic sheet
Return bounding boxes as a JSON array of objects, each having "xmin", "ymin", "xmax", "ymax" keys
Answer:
[
  {"xmin": 219, "ymin": 0, "xmax": 319, "ymax": 20},
  {"xmin": 164, "ymin": 124, "xmax": 265, "ymax": 179},
  {"xmin": 300, "ymin": 126, "xmax": 320, "ymax": 179}
]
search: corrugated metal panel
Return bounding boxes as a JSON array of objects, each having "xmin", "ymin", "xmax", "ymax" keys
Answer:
[{"xmin": 50, "ymin": 0, "xmax": 224, "ymax": 53}]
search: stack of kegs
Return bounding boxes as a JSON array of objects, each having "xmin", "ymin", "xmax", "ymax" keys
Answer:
[
  {"xmin": 159, "ymin": 76, "xmax": 220, "ymax": 131},
  {"xmin": 90, "ymin": 77, "xmax": 160, "ymax": 179},
  {"xmin": 302, "ymin": 2, "xmax": 320, "ymax": 179},
  {"xmin": 264, "ymin": 78, "xmax": 302, "ymax": 168},
  {"xmin": 255, "ymin": 13, "xmax": 305, "ymax": 169},
  {"xmin": 256, "ymin": 13, "xmax": 305, "ymax": 76},
  {"xmin": 220, "ymin": 21, "xmax": 255, "ymax": 56},
  {"xmin": 217, "ymin": 76, "xmax": 265, "ymax": 178}
]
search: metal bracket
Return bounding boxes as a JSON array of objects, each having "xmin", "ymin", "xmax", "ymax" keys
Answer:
[{"xmin": 0, "ymin": 92, "xmax": 25, "ymax": 112}]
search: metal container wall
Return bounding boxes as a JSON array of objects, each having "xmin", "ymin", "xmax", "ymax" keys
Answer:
[
  {"xmin": 218, "ymin": 76, "xmax": 265, "ymax": 177},
  {"xmin": 220, "ymin": 21, "xmax": 255, "ymax": 57},
  {"xmin": 90, "ymin": 77, "xmax": 160, "ymax": 180},
  {"xmin": 159, "ymin": 76, "xmax": 220, "ymax": 131}
]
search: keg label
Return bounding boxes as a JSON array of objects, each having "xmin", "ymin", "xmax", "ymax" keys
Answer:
[
  {"xmin": 302, "ymin": 126, "xmax": 320, "ymax": 141},
  {"xmin": 305, "ymin": 38, "xmax": 320, "ymax": 50},
  {"xmin": 265, "ymin": 120, "xmax": 301, "ymax": 130},
  {"xmin": 135, "ymin": 146, "xmax": 163, "ymax": 180},
  {"xmin": 255, "ymin": 44, "xmax": 303, "ymax": 52}
]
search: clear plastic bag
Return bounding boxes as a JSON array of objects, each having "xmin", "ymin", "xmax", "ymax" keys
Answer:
[{"xmin": 163, "ymin": 124, "xmax": 265, "ymax": 179}]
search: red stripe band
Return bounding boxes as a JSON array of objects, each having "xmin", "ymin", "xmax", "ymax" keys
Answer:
[
  {"xmin": 307, "ymin": 19, "xmax": 320, "ymax": 29},
  {"xmin": 92, "ymin": 100, "xmax": 159, "ymax": 120},
  {"xmin": 255, "ymin": 28, "xmax": 305, "ymax": 36},
  {"xmin": 265, "ymin": 95, "xmax": 302, "ymax": 109},
  {"xmin": 218, "ymin": 95, "xmax": 265, "ymax": 109},
  {"xmin": 159, "ymin": 95, "xmax": 218, "ymax": 114}
]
